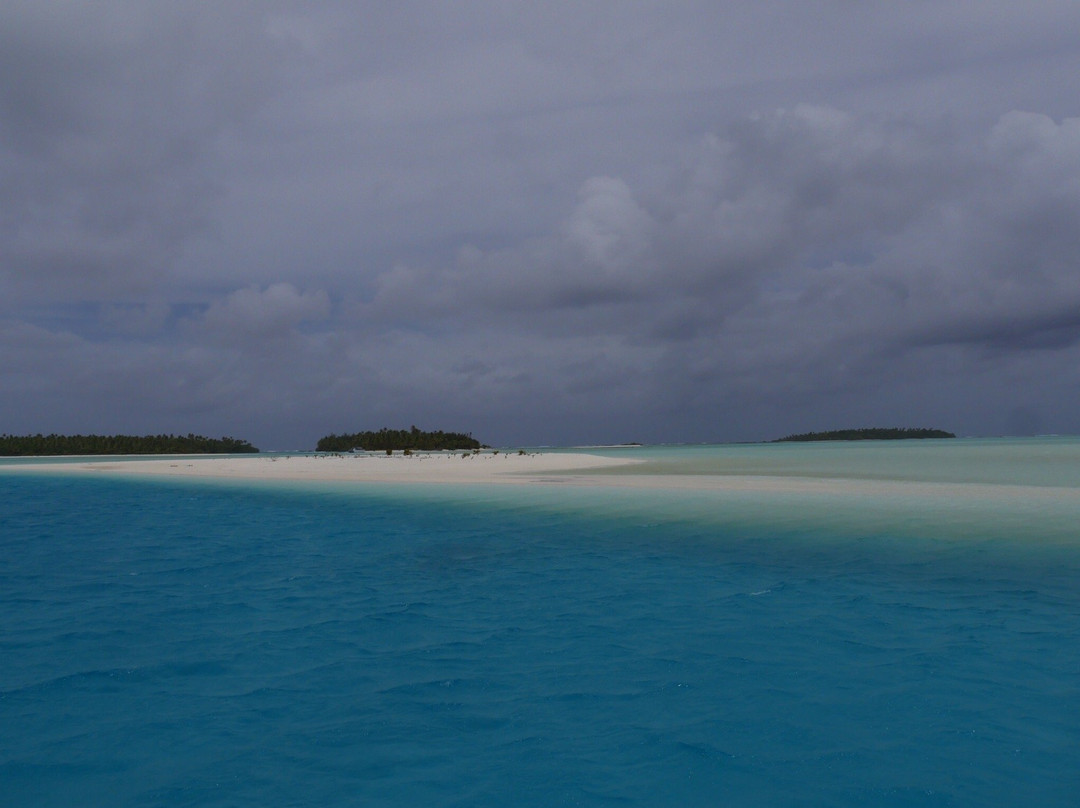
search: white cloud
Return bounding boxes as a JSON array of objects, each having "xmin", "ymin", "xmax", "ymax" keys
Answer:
[
  {"xmin": 565, "ymin": 177, "xmax": 654, "ymax": 272},
  {"xmin": 196, "ymin": 283, "xmax": 331, "ymax": 342}
]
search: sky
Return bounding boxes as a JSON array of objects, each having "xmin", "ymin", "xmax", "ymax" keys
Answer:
[{"xmin": 3, "ymin": 1, "xmax": 1080, "ymax": 449}]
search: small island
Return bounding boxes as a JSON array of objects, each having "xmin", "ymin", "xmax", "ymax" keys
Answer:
[
  {"xmin": 316, "ymin": 426, "xmax": 483, "ymax": 453},
  {"xmin": 0, "ymin": 433, "xmax": 259, "ymax": 456},
  {"xmin": 772, "ymin": 428, "xmax": 956, "ymax": 443}
]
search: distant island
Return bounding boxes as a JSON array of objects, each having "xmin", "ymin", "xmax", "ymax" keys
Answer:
[
  {"xmin": 773, "ymin": 428, "xmax": 956, "ymax": 443},
  {"xmin": 0, "ymin": 433, "xmax": 259, "ymax": 456},
  {"xmin": 316, "ymin": 426, "xmax": 483, "ymax": 453}
]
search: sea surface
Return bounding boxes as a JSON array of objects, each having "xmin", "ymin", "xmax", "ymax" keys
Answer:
[{"xmin": 2, "ymin": 438, "xmax": 1079, "ymax": 806}]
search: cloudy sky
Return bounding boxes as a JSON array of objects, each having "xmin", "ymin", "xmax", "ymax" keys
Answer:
[{"xmin": 3, "ymin": 1, "xmax": 1080, "ymax": 448}]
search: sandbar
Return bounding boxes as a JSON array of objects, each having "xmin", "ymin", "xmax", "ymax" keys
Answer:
[
  {"xmin": 0, "ymin": 451, "xmax": 640, "ymax": 485},
  {"xmin": 4, "ymin": 453, "xmax": 1079, "ymax": 512}
]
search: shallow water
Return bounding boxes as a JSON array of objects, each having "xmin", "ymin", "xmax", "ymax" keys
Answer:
[
  {"xmin": 2, "ymin": 440, "xmax": 1079, "ymax": 806},
  {"xmin": 576, "ymin": 435, "xmax": 1080, "ymax": 485}
]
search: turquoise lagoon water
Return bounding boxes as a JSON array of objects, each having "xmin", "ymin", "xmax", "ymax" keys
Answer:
[{"xmin": 2, "ymin": 439, "xmax": 1079, "ymax": 806}]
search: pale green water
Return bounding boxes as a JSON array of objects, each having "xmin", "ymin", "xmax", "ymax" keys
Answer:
[
  {"xmin": 575, "ymin": 437, "xmax": 1080, "ymax": 487},
  {"xmin": 496, "ymin": 438, "xmax": 1080, "ymax": 546},
  {"xmin": 2, "ymin": 438, "xmax": 1078, "ymax": 546}
]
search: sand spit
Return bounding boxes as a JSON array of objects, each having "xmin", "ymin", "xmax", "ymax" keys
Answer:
[
  {"xmin": 5, "ymin": 453, "xmax": 1079, "ymax": 511},
  {"xmin": 0, "ymin": 451, "xmax": 640, "ymax": 486}
]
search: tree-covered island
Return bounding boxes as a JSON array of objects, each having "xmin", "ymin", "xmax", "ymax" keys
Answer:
[
  {"xmin": 772, "ymin": 428, "xmax": 956, "ymax": 443},
  {"xmin": 316, "ymin": 426, "xmax": 483, "ymax": 452},
  {"xmin": 0, "ymin": 433, "xmax": 259, "ymax": 456}
]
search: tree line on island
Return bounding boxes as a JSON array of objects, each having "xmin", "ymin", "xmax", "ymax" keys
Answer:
[
  {"xmin": 316, "ymin": 426, "xmax": 482, "ymax": 453},
  {"xmin": 0, "ymin": 433, "xmax": 259, "ymax": 456},
  {"xmin": 772, "ymin": 428, "xmax": 956, "ymax": 442},
  {"xmin": 1, "ymin": 425, "xmax": 958, "ymax": 457},
  {"xmin": 0, "ymin": 426, "xmax": 482, "ymax": 456}
]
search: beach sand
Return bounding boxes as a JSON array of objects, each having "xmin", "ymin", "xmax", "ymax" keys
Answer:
[
  {"xmin": 5, "ymin": 451, "xmax": 1077, "ymax": 505},
  {"xmin": 5, "ymin": 450, "xmax": 1080, "ymax": 495},
  {"xmin": 7, "ymin": 448, "xmax": 1080, "ymax": 545},
  {"xmin": 0, "ymin": 451, "xmax": 640, "ymax": 486}
]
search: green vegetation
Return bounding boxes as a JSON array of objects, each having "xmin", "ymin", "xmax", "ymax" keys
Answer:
[
  {"xmin": 0, "ymin": 433, "xmax": 259, "ymax": 456},
  {"xmin": 316, "ymin": 426, "xmax": 482, "ymax": 453},
  {"xmin": 773, "ymin": 428, "xmax": 956, "ymax": 443}
]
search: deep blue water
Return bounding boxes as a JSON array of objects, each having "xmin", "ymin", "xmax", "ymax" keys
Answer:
[{"xmin": 2, "ymin": 470, "xmax": 1079, "ymax": 806}]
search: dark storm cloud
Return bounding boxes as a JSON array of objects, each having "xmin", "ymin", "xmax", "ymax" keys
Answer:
[
  {"xmin": 363, "ymin": 107, "xmax": 1080, "ymax": 341},
  {"xmin": 0, "ymin": 2, "xmax": 284, "ymax": 303},
  {"xmin": 3, "ymin": 2, "xmax": 1080, "ymax": 446}
]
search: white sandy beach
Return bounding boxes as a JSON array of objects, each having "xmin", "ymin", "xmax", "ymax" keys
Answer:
[
  {"xmin": 5, "ymin": 451, "xmax": 1080, "ymax": 510},
  {"xmin": 0, "ymin": 451, "xmax": 640, "ymax": 485}
]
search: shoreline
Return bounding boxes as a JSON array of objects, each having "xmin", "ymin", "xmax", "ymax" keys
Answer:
[
  {"xmin": 3, "ymin": 451, "xmax": 1079, "ymax": 504},
  {"xmin": 0, "ymin": 451, "xmax": 641, "ymax": 486},
  {"xmin": 7, "ymin": 448, "xmax": 1080, "ymax": 544}
]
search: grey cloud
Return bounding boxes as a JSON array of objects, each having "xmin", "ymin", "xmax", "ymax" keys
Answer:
[
  {"xmin": 192, "ymin": 284, "xmax": 331, "ymax": 344},
  {"xmin": 914, "ymin": 307, "xmax": 1080, "ymax": 354},
  {"xmin": 99, "ymin": 299, "xmax": 172, "ymax": 337},
  {"xmin": 1, "ymin": 3, "xmax": 286, "ymax": 305},
  {"xmin": 364, "ymin": 106, "xmax": 1079, "ymax": 344},
  {"xmin": 4, "ymin": 3, "xmax": 1080, "ymax": 446},
  {"xmin": 337, "ymin": 103, "xmax": 1080, "ymax": 442}
]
